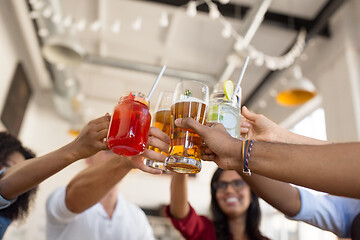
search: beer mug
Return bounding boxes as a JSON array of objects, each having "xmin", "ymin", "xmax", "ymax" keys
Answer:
[
  {"xmin": 165, "ymin": 80, "xmax": 209, "ymax": 174},
  {"xmin": 143, "ymin": 91, "xmax": 173, "ymax": 171}
]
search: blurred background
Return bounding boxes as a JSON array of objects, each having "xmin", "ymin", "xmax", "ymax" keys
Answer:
[{"xmin": 1, "ymin": 0, "xmax": 359, "ymax": 239}]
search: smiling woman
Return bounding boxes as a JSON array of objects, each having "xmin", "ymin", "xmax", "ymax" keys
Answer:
[{"xmin": 166, "ymin": 168, "xmax": 270, "ymax": 240}]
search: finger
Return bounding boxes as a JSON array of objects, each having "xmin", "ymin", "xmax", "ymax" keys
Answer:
[
  {"xmin": 204, "ymin": 147, "xmax": 213, "ymax": 155},
  {"xmin": 147, "ymin": 136, "xmax": 170, "ymax": 153},
  {"xmin": 91, "ymin": 113, "xmax": 111, "ymax": 125},
  {"xmin": 201, "ymin": 154, "xmax": 216, "ymax": 161},
  {"xmin": 240, "ymin": 118, "xmax": 251, "ymax": 128},
  {"xmin": 241, "ymin": 106, "xmax": 257, "ymax": 121},
  {"xmin": 138, "ymin": 164, "xmax": 163, "ymax": 175},
  {"xmin": 240, "ymin": 127, "xmax": 249, "ymax": 134},
  {"xmin": 205, "ymin": 122, "xmax": 217, "ymax": 127},
  {"xmin": 94, "ymin": 121, "xmax": 110, "ymax": 132},
  {"xmin": 149, "ymin": 127, "xmax": 171, "ymax": 144},
  {"xmin": 97, "ymin": 128, "xmax": 109, "ymax": 140},
  {"xmin": 96, "ymin": 141, "xmax": 109, "ymax": 151},
  {"xmin": 175, "ymin": 118, "xmax": 208, "ymax": 139},
  {"xmin": 141, "ymin": 149, "xmax": 167, "ymax": 162}
]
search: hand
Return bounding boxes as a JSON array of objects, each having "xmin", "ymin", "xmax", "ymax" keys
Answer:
[
  {"xmin": 241, "ymin": 106, "xmax": 283, "ymax": 142},
  {"xmin": 174, "ymin": 118, "xmax": 242, "ymax": 171},
  {"xmin": 124, "ymin": 127, "xmax": 170, "ymax": 174},
  {"xmin": 70, "ymin": 114, "xmax": 110, "ymax": 160}
]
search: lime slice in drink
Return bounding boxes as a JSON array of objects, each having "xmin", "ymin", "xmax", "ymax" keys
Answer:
[
  {"xmin": 208, "ymin": 105, "xmax": 223, "ymax": 121},
  {"xmin": 224, "ymin": 80, "xmax": 234, "ymax": 101}
]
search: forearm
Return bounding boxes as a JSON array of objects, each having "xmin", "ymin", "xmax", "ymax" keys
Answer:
[
  {"xmin": 0, "ymin": 143, "xmax": 79, "ymax": 199},
  {"xmin": 248, "ymin": 141, "xmax": 360, "ymax": 199},
  {"xmin": 170, "ymin": 173, "xmax": 190, "ymax": 219},
  {"xmin": 240, "ymin": 172, "xmax": 301, "ymax": 216},
  {"xmin": 65, "ymin": 157, "xmax": 131, "ymax": 213},
  {"xmin": 278, "ymin": 128, "xmax": 328, "ymax": 145}
]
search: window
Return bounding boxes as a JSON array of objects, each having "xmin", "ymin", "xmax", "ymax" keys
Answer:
[{"xmin": 290, "ymin": 108, "xmax": 327, "ymax": 141}]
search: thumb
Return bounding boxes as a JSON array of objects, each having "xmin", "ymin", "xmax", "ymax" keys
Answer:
[
  {"xmin": 242, "ymin": 106, "xmax": 257, "ymax": 121},
  {"xmin": 175, "ymin": 118, "xmax": 208, "ymax": 139}
]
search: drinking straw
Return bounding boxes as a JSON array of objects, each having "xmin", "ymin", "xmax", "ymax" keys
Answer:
[
  {"xmin": 147, "ymin": 65, "xmax": 167, "ymax": 101},
  {"xmin": 231, "ymin": 56, "xmax": 250, "ymax": 102}
]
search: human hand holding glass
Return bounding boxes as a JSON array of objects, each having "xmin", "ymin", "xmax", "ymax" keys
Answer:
[
  {"xmin": 165, "ymin": 80, "xmax": 209, "ymax": 174},
  {"xmin": 143, "ymin": 91, "xmax": 173, "ymax": 171},
  {"xmin": 173, "ymin": 117, "xmax": 243, "ymax": 172}
]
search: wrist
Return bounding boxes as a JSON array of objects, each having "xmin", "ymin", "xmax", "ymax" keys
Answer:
[
  {"xmin": 58, "ymin": 142, "xmax": 82, "ymax": 164},
  {"xmin": 230, "ymin": 139, "xmax": 243, "ymax": 171}
]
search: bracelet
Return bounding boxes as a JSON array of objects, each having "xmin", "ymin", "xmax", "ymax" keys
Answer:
[
  {"xmin": 242, "ymin": 140, "xmax": 246, "ymax": 167},
  {"xmin": 243, "ymin": 139, "xmax": 254, "ymax": 176}
]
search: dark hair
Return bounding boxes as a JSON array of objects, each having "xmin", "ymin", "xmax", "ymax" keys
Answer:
[
  {"xmin": 0, "ymin": 132, "xmax": 38, "ymax": 220},
  {"xmin": 210, "ymin": 168, "xmax": 269, "ymax": 240}
]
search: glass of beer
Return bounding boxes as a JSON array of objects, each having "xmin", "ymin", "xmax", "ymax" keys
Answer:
[
  {"xmin": 143, "ymin": 91, "xmax": 173, "ymax": 171},
  {"xmin": 107, "ymin": 92, "xmax": 151, "ymax": 156},
  {"xmin": 165, "ymin": 80, "xmax": 209, "ymax": 174}
]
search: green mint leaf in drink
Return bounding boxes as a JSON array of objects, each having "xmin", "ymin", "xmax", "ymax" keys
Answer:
[{"xmin": 184, "ymin": 89, "xmax": 192, "ymax": 97}]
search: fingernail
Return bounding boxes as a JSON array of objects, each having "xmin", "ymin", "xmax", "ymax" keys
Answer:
[{"xmin": 175, "ymin": 118, "xmax": 182, "ymax": 126}]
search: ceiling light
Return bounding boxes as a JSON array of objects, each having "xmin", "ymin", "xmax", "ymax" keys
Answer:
[
  {"xmin": 258, "ymin": 100, "xmax": 267, "ymax": 108},
  {"xmin": 276, "ymin": 65, "xmax": 317, "ymax": 106},
  {"xmin": 186, "ymin": 1, "xmax": 197, "ymax": 17},
  {"xmin": 41, "ymin": 35, "xmax": 85, "ymax": 66}
]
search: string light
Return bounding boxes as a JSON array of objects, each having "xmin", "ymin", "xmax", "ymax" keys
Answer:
[
  {"xmin": 31, "ymin": 0, "xmax": 306, "ymax": 71},
  {"xmin": 132, "ymin": 17, "xmax": 142, "ymax": 31},
  {"xmin": 29, "ymin": 11, "xmax": 40, "ymax": 19},
  {"xmin": 63, "ymin": 16, "xmax": 72, "ymax": 28},
  {"xmin": 219, "ymin": 0, "xmax": 230, "ymax": 4},
  {"xmin": 90, "ymin": 20, "xmax": 101, "ymax": 32},
  {"xmin": 51, "ymin": 13, "xmax": 62, "ymax": 24},
  {"xmin": 221, "ymin": 22, "xmax": 232, "ymax": 38},
  {"xmin": 112, "ymin": 20, "xmax": 121, "ymax": 34},
  {"xmin": 76, "ymin": 19, "xmax": 87, "ymax": 32},
  {"xmin": 42, "ymin": 6, "xmax": 53, "ymax": 18},
  {"xmin": 159, "ymin": 12, "xmax": 169, "ymax": 28},
  {"xmin": 209, "ymin": 3, "xmax": 220, "ymax": 19},
  {"xmin": 186, "ymin": 1, "xmax": 197, "ymax": 17}
]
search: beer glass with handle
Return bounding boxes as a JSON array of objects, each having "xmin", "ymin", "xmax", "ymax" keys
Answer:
[
  {"xmin": 165, "ymin": 80, "xmax": 209, "ymax": 174},
  {"xmin": 143, "ymin": 91, "xmax": 173, "ymax": 171}
]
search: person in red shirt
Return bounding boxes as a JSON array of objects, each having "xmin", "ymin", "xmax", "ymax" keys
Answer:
[{"xmin": 166, "ymin": 168, "xmax": 270, "ymax": 240}]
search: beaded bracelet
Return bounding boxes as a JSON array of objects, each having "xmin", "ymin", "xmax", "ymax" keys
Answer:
[{"xmin": 243, "ymin": 139, "xmax": 254, "ymax": 176}]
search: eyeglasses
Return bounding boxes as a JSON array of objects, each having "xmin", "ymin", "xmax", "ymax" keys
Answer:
[{"xmin": 214, "ymin": 179, "xmax": 247, "ymax": 192}]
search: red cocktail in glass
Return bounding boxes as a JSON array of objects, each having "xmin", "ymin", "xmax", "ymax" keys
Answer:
[{"xmin": 107, "ymin": 92, "xmax": 151, "ymax": 156}]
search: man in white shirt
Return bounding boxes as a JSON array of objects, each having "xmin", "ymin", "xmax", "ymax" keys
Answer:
[{"xmin": 46, "ymin": 127, "xmax": 170, "ymax": 240}]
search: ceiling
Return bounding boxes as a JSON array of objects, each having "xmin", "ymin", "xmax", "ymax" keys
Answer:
[{"xmin": 25, "ymin": 0, "xmax": 344, "ymax": 124}]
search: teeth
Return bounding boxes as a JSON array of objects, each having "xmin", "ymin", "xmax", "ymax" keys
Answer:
[{"xmin": 226, "ymin": 197, "xmax": 238, "ymax": 203}]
